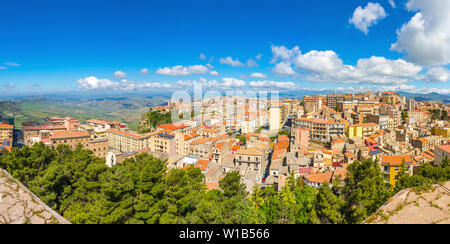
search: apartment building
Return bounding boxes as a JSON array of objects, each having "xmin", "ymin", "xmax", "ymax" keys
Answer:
[
  {"xmin": 235, "ymin": 146, "xmax": 267, "ymax": 181},
  {"xmin": 326, "ymin": 94, "xmax": 344, "ymax": 109},
  {"xmin": 269, "ymin": 102, "xmax": 288, "ymax": 132},
  {"xmin": 407, "ymin": 110, "xmax": 424, "ymax": 125},
  {"xmin": 296, "ymin": 118, "xmax": 329, "ymax": 141},
  {"xmin": 107, "ymin": 129, "xmax": 151, "ymax": 152},
  {"xmin": 0, "ymin": 123, "xmax": 13, "ymax": 146},
  {"xmin": 381, "ymin": 155, "xmax": 413, "ymax": 186},
  {"xmin": 336, "ymin": 100, "xmax": 358, "ymax": 112},
  {"xmin": 382, "ymin": 92, "xmax": 400, "ymax": 105},
  {"xmin": 434, "ymin": 144, "xmax": 450, "ymax": 166},
  {"xmin": 23, "ymin": 123, "xmax": 67, "ymax": 144},
  {"xmin": 366, "ymin": 114, "xmax": 390, "ymax": 131},
  {"xmin": 347, "ymin": 123, "xmax": 379, "ymax": 139},
  {"xmin": 303, "ymin": 96, "xmax": 322, "ymax": 113},
  {"xmin": 189, "ymin": 137, "xmax": 218, "ymax": 158},
  {"xmin": 85, "ymin": 119, "xmax": 121, "ymax": 137},
  {"xmin": 407, "ymin": 98, "xmax": 416, "ymax": 111},
  {"xmin": 150, "ymin": 131, "xmax": 177, "ymax": 157},
  {"xmin": 49, "ymin": 131, "xmax": 107, "ymax": 158}
]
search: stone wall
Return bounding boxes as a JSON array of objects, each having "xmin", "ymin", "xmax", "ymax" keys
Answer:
[{"xmin": 0, "ymin": 169, "xmax": 70, "ymax": 224}]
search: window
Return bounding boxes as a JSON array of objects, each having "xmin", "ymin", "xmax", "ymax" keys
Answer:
[{"xmin": 395, "ymin": 167, "xmax": 399, "ymax": 171}]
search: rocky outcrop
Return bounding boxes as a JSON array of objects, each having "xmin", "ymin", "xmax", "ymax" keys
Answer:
[
  {"xmin": 0, "ymin": 169, "xmax": 70, "ymax": 224},
  {"xmin": 365, "ymin": 181, "xmax": 450, "ymax": 224}
]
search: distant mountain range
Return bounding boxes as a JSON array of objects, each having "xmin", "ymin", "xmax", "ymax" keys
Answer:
[{"xmin": 398, "ymin": 92, "xmax": 450, "ymax": 104}]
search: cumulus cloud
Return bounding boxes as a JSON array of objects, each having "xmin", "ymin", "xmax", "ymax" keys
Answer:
[
  {"xmin": 114, "ymin": 70, "xmax": 126, "ymax": 79},
  {"xmin": 270, "ymin": 45, "xmax": 300, "ymax": 63},
  {"xmin": 390, "ymin": 0, "xmax": 450, "ymax": 66},
  {"xmin": 199, "ymin": 53, "xmax": 207, "ymax": 60},
  {"xmin": 219, "ymin": 56, "xmax": 244, "ymax": 67},
  {"xmin": 140, "ymin": 68, "xmax": 148, "ymax": 75},
  {"xmin": 249, "ymin": 80, "xmax": 297, "ymax": 89},
  {"xmin": 349, "ymin": 2, "xmax": 387, "ymax": 34},
  {"xmin": 270, "ymin": 45, "xmax": 422, "ymax": 85},
  {"xmin": 423, "ymin": 66, "xmax": 450, "ymax": 82},
  {"xmin": 77, "ymin": 76, "xmax": 172, "ymax": 90},
  {"xmin": 156, "ymin": 65, "xmax": 209, "ymax": 76},
  {"xmin": 272, "ymin": 61, "xmax": 296, "ymax": 76},
  {"xmin": 206, "ymin": 63, "xmax": 214, "ymax": 69},
  {"xmin": 78, "ymin": 76, "xmax": 119, "ymax": 89},
  {"xmin": 221, "ymin": 77, "xmax": 247, "ymax": 87},
  {"xmin": 250, "ymin": 72, "xmax": 267, "ymax": 78},
  {"xmin": 210, "ymin": 71, "xmax": 219, "ymax": 76}
]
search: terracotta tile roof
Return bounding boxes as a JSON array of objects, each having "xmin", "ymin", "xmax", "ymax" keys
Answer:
[
  {"xmin": 349, "ymin": 122, "xmax": 378, "ymax": 127},
  {"xmin": 436, "ymin": 144, "xmax": 450, "ymax": 153},
  {"xmin": 236, "ymin": 148, "xmax": 263, "ymax": 156},
  {"xmin": 303, "ymin": 171, "xmax": 333, "ymax": 184},
  {"xmin": 50, "ymin": 131, "xmax": 89, "ymax": 140},
  {"xmin": 158, "ymin": 123, "xmax": 188, "ymax": 131},
  {"xmin": 195, "ymin": 159, "xmax": 209, "ymax": 171},
  {"xmin": 344, "ymin": 152, "xmax": 355, "ymax": 159},
  {"xmin": 109, "ymin": 129, "xmax": 143, "ymax": 139},
  {"xmin": 381, "ymin": 155, "xmax": 413, "ymax": 166},
  {"xmin": 86, "ymin": 119, "xmax": 110, "ymax": 125},
  {"xmin": 0, "ymin": 124, "xmax": 13, "ymax": 129}
]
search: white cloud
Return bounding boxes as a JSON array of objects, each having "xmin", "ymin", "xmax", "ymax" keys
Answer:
[
  {"xmin": 424, "ymin": 66, "xmax": 450, "ymax": 82},
  {"xmin": 210, "ymin": 71, "xmax": 219, "ymax": 76},
  {"xmin": 140, "ymin": 68, "xmax": 148, "ymax": 75},
  {"xmin": 156, "ymin": 65, "xmax": 209, "ymax": 76},
  {"xmin": 255, "ymin": 54, "xmax": 263, "ymax": 60},
  {"xmin": 206, "ymin": 63, "xmax": 214, "ymax": 69},
  {"xmin": 78, "ymin": 76, "xmax": 172, "ymax": 90},
  {"xmin": 249, "ymin": 80, "xmax": 297, "ymax": 89},
  {"xmin": 246, "ymin": 58, "xmax": 258, "ymax": 67},
  {"xmin": 219, "ymin": 56, "xmax": 244, "ymax": 67},
  {"xmin": 391, "ymin": 0, "xmax": 450, "ymax": 66},
  {"xmin": 199, "ymin": 53, "xmax": 207, "ymax": 60},
  {"xmin": 270, "ymin": 45, "xmax": 300, "ymax": 63},
  {"xmin": 294, "ymin": 50, "xmax": 344, "ymax": 74},
  {"xmin": 356, "ymin": 56, "xmax": 423, "ymax": 78},
  {"xmin": 270, "ymin": 45, "xmax": 422, "ymax": 85},
  {"xmin": 114, "ymin": 70, "xmax": 126, "ymax": 79},
  {"xmin": 78, "ymin": 76, "xmax": 119, "ymax": 90},
  {"xmin": 221, "ymin": 77, "xmax": 247, "ymax": 87},
  {"xmin": 250, "ymin": 72, "xmax": 267, "ymax": 78},
  {"xmin": 272, "ymin": 62, "xmax": 296, "ymax": 76},
  {"xmin": 349, "ymin": 2, "xmax": 387, "ymax": 34},
  {"xmin": 389, "ymin": 0, "xmax": 396, "ymax": 8}
]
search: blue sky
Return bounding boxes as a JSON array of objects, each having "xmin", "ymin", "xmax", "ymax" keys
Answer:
[{"xmin": 1, "ymin": 0, "xmax": 449, "ymax": 95}]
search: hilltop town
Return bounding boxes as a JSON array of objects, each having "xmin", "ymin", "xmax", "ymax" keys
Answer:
[{"xmin": 1, "ymin": 91, "xmax": 449, "ymax": 193}]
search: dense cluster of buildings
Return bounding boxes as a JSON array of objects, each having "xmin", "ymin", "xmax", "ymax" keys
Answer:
[{"xmin": 2, "ymin": 91, "xmax": 450, "ymax": 192}]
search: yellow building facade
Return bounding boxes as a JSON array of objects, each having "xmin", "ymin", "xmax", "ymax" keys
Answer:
[{"xmin": 381, "ymin": 155, "xmax": 413, "ymax": 186}]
